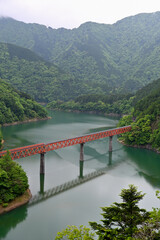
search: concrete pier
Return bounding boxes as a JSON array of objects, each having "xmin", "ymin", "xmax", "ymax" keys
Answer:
[
  {"xmin": 40, "ymin": 152, "xmax": 45, "ymax": 175},
  {"xmin": 80, "ymin": 143, "xmax": 84, "ymax": 161},
  {"xmin": 109, "ymin": 136, "xmax": 113, "ymax": 152}
]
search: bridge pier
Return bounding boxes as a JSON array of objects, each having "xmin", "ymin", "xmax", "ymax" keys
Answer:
[
  {"xmin": 40, "ymin": 173, "xmax": 45, "ymax": 194},
  {"xmin": 40, "ymin": 152, "xmax": 45, "ymax": 175},
  {"xmin": 108, "ymin": 151, "xmax": 112, "ymax": 166},
  {"xmin": 109, "ymin": 136, "xmax": 113, "ymax": 152},
  {"xmin": 79, "ymin": 161, "xmax": 84, "ymax": 178},
  {"xmin": 79, "ymin": 143, "xmax": 84, "ymax": 178},
  {"xmin": 80, "ymin": 143, "xmax": 84, "ymax": 161}
]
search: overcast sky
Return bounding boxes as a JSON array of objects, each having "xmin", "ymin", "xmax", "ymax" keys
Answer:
[{"xmin": 0, "ymin": 0, "xmax": 160, "ymax": 29}]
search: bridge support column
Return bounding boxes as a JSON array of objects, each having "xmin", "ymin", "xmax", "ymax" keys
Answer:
[
  {"xmin": 79, "ymin": 143, "xmax": 84, "ymax": 178},
  {"xmin": 40, "ymin": 152, "xmax": 45, "ymax": 175},
  {"xmin": 40, "ymin": 173, "xmax": 45, "ymax": 194},
  {"xmin": 108, "ymin": 151, "xmax": 112, "ymax": 166},
  {"xmin": 109, "ymin": 136, "xmax": 113, "ymax": 152},
  {"xmin": 79, "ymin": 161, "xmax": 84, "ymax": 178},
  {"xmin": 80, "ymin": 143, "xmax": 84, "ymax": 161}
]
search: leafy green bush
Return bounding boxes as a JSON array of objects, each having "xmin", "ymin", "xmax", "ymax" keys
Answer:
[
  {"xmin": 0, "ymin": 152, "xmax": 29, "ymax": 204},
  {"xmin": 55, "ymin": 225, "xmax": 95, "ymax": 240}
]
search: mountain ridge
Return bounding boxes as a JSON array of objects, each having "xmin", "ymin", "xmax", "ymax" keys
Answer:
[{"xmin": 0, "ymin": 12, "xmax": 160, "ymax": 94}]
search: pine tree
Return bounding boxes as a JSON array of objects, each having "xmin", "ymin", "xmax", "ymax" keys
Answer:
[{"xmin": 89, "ymin": 185, "xmax": 150, "ymax": 239}]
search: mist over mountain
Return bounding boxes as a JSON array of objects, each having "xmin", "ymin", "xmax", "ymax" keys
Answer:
[{"xmin": 0, "ymin": 12, "xmax": 160, "ymax": 95}]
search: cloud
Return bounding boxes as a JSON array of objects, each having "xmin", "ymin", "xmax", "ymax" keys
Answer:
[{"xmin": 0, "ymin": 0, "xmax": 160, "ymax": 29}]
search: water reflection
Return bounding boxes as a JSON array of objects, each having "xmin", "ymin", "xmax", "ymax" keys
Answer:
[
  {"xmin": 124, "ymin": 146, "xmax": 160, "ymax": 188},
  {"xmin": 0, "ymin": 205, "xmax": 28, "ymax": 239},
  {"xmin": 29, "ymin": 168, "xmax": 106, "ymax": 207},
  {"xmin": 2, "ymin": 119, "xmax": 49, "ymax": 149},
  {"xmin": 29, "ymin": 151, "xmax": 114, "ymax": 206}
]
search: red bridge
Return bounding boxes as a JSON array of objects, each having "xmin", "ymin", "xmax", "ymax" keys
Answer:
[{"xmin": 0, "ymin": 125, "xmax": 131, "ymax": 174}]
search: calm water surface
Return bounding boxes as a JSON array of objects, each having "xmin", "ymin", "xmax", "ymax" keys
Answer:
[{"xmin": 0, "ymin": 111, "xmax": 160, "ymax": 240}]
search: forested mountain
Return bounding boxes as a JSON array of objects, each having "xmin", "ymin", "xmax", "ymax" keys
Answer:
[
  {"xmin": 1, "ymin": 12, "xmax": 160, "ymax": 93},
  {"xmin": 134, "ymin": 78, "xmax": 160, "ymax": 104},
  {"xmin": 0, "ymin": 79, "xmax": 47, "ymax": 125},
  {"xmin": 47, "ymin": 93, "xmax": 133, "ymax": 115},
  {"xmin": 118, "ymin": 78, "xmax": 160, "ymax": 151},
  {"xmin": 0, "ymin": 42, "xmax": 111, "ymax": 102}
]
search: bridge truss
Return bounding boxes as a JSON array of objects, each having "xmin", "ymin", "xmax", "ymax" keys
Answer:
[{"xmin": 0, "ymin": 126, "xmax": 131, "ymax": 160}]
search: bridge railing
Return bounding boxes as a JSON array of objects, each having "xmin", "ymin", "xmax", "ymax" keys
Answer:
[
  {"xmin": 45, "ymin": 125, "xmax": 131, "ymax": 152},
  {"xmin": 0, "ymin": 143, "xmax": 45, "ymax": 160},
  {"xmin": 0, "ymin": 125, "xmax": 131, "ymax": 160}
]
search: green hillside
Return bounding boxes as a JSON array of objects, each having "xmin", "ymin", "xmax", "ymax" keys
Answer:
[
  {"xmin": 1, "ymin": 13, "xmax": 160, "ymax": 93},
  {"xmin": 0, "ymin": 42, "xmax": 110, "ymax": 102},
  {"xmin": 118, "ymin": 78, "xmax": 160, "ymax": 151},
  {"xmin": 47, "ymin": 93, "xmax": 133, "ymax": 115},
  {"xmin": 0, "ymin": 128, "xmax": 2, "ymax": 149},
  {"xmin": 134, "ymin": 78, "xmax": 160, "ymax": 104},
  {"xmin": 0, "ymin": 79, "xmax": 47, "ymax": 125}
]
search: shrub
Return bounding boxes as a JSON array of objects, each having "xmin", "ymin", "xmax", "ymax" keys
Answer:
[{"xmin": 0, "ymin": 151, "xmax": 29, "ymax": 204}]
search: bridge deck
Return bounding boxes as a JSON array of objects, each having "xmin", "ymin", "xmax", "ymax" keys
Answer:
[{"xmin": 0, "ymin": 126, "xmax": 131, "ymax": 160}]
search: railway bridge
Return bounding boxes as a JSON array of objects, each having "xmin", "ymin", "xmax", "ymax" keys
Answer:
[{"xmin": 0, "ymin": 125, "xmax": 131, "ymax": 175}]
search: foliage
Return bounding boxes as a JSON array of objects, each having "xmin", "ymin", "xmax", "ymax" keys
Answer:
[
  {"xmin": 0, "ymin": 127, "xmax": 2, "ymax": 149},
  {"xmin": 132, "ymin": 191, "xmax": 160, "ymax": 239},
  {"xmin": 118, "ymin": 79, "xmax": 160, "ymax": 150},
  {"xmin": 55, "ymin": 225, "xmax": 95, "ymax": 240},
  {"xmin": 119, "ymin": 115, "xmax": 153, "ymax": 145},
  {"xmin": 47, "ymin": 94, "xmax": 134, "ymax": 115},
  {"xmin": 133, "ymin": 208, "xmax": 160, "ymax": 239},
  {"xmin": 0, "ymin": 42, "xmax": 110, "ymax": 102},
  {"xmin": 89, "ymin": 185, "xmax": 149, "ymax": 239},
  {"xmin": 1, "ymin": 13, "xmax": 160, "ymax": 97},
  {"xmin": 0, "ymin": 151, "xmax": 29, "ymax": 204},
  {"xmin": 0, "ymin": 79, "xmax": 47, "ymax": 124},
  {"xmin": 54, "ymin": 187, "xmax": 160, "ymax": 239}
]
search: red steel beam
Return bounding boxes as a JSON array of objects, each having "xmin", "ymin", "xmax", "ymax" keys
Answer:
[
  {"xmin": 0, "ymin": 126, "xmax": 131, "ymax": 160},
  {"xmin": 45, "ymin": 126, "xmax": 131, "ymax": 152},
  {"xmin": 0, "ymin": 143, "xmax": 45, "ymax": 160}
]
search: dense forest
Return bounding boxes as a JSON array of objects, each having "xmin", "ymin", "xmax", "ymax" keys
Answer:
[
  {"xmin": 47, "ymin": 93, "xmax": 134, "ymax": 115},
  {"xmin": 0, "ymin": 79, "xmax": 48, "ymax": 125},
  {"xmin": 1, "ymin": 12, "xmax": 160, "ymax": 94},
  {"xmin": 0, "ymin": 42, "xmax": 106, "ymax": 102},
  {"xmin": 1, "ymin": 13, "xmax": 160, "ymax": 151},
  {"xmin": 118, "ymin": 78, "xmax": 160, "ymax": 151},
  {"xmin": 0, "ymin": 128, "xmax": 2, "ymax": 149}
]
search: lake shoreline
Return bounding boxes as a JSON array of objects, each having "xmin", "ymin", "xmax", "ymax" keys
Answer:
[
  {"xmin": 2, "ymin": 116, "xmax": 51, "ymax": 127},
  {"xmin": 0, "ymin": 189, "xmax": 32, "ymax": 215},
  {"xmin": 118, "ymin": 139, "xmax": 160, "ymax": 154},
  {"xmin": 48, "ymin": 108, "xmax": 121, "ymax": 117}
]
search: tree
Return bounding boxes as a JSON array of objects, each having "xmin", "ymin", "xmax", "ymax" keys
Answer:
[
  {"xmin": 0, "ymin": 151, "xmax": 29, "ymax": 205},
  {"xmin": 133, "ymin": 191, "xmax": 160, "ymax": 239},
  {"xmin": 89, "ymin": 185, "xmax": 150, "ymax": 239},
  {"xmin": 0, "ymin": 127, "xmax": 2, "ymax": 149},
  {"xmin": 55, "ymin": 225, "xmax": 95, "ymax": 240}
]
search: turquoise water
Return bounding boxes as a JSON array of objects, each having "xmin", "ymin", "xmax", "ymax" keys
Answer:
[{"xmin": 0, "ymin": 111, "xmax": 160, "ymax": 240}]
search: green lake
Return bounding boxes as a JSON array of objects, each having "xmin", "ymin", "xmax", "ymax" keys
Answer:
[{"xmin": 0, "ymin": 110, "xmax": 160, "ymax": 240}]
